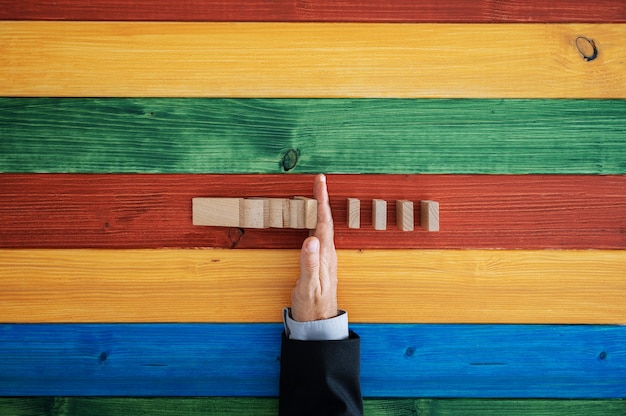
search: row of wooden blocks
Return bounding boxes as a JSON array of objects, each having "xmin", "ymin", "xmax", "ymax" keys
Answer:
[
  {"xmin": 192, "ymin": 198, "xmax": 439, "ymax": 232},
  {"xmin": 367, "ymin": 199, "xmax": 439, "ymax": 232},
  {"xmin": 193, "ymin": 197, "xmax": 318, "ymax": 230}
]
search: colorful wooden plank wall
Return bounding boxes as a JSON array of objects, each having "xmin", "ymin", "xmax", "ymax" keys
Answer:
[{"xmin": 1, "ymin": 1, "xmax": 626, "ymax": 414}]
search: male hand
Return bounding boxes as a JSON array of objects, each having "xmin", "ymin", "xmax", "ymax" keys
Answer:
[{"xmin": 290, "ymin": 174, "xmax": 338, "ymax": 322}]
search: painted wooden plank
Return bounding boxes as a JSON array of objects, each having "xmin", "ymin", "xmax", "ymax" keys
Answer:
[
  {"xmin": 1, "ymin": 23, "xmax": 625, "ymax": 98},
  {"xmin": 413, "ymin": 399, "xmax": 626, "ymax": 415},
  {"xmin": 1, "ymin": 398, "xmax": 624, "ymax": 416},
  {"xmin": 1, "ymin": 174, "xmax": 625, "ymax": 249},
  {"xmin": 2, "ymin": 99, "xmax": 625, "ymax": 174},
  {"xmin": 0, "ymin": 324, "xmax": 623, "ymax": 397},
  {"xmin": 1, "ymin": 0, "xmax": 625, "ymax": 22},
  {"xmin": 0, "ymin": 397, "xmax": 412, "ymax": 416},
  {"xmin": 0, "ymin": 249, "xmax": 624, "ymax": 324}
]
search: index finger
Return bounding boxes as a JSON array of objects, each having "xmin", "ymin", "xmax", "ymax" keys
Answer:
[{"xmin": 313, "ymin": 174, "xmax": 335, "ymax": 243}]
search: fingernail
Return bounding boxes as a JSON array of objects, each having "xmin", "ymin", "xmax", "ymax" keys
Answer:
[
  {"xmin": 306, "ymin": 238, "xmax": 320, "ymax": 253},
  {"xmin": 319, "ymin": 174, "xmax": 326, "ymax": 183}
]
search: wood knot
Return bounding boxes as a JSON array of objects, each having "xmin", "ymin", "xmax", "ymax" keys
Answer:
[
  {"xmin": 280, "ymin": 149, "xmax": 300, "ymax": 172},
  {"xmin": 575, "ymin": 36, "xmax": 598, "ymax": 62}
]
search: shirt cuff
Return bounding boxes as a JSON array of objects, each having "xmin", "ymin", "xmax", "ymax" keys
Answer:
[{"xmin": 283, "ymin": 307, "xmax": 350, "ymax": 341}]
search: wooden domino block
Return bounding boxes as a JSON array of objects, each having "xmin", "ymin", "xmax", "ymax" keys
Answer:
[
  {"xmin": 372, "ymin": 199, "xmax": 387, "ymax": 230},
  {"xmin": 192, "ymin": 198, "xmax": 241, "ymax": 227},
  {"xmin": 289, "ymin": 199, "xmax": 306, "ymax": 229},
  {"xmin": 268, "ymin": 198, "xmax": 288, "ymax": 228},
  {"xmin": 248, "ymin": 198, "xmax": 270, "ymax": 228},
  {"xmin": 295, "ymin": 196, "xmax": 317, "ymax": 229},
  {"xmin": 240, "ymin": 199, "xmax": 265, "ymax": 229},
  {"xmin": 281, "ymin": 199, "xmax": 291, "ymax": 228},
  {"xmin": 421, "ymin": 200, "xmax": 440, "ymax": 232},
  {"xmin": 396, "ymin": 200, "xmax": 414, "ymax": 231},
  {"xmin": 346, "ymin": 198, "xmax": 360, "ymax": 229}
]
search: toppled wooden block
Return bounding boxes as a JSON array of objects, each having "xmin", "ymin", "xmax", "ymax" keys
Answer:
[
  {"xmin": 346, "ymin": 198, "xmax": 360, "ymax": 229},
  {"xmin": 248, "ymin": 198, "xmax": 271, "ymax": 228},
  {"xmin": 295, "ymin": 196, "xmax": 317, "ymax": 229},
  {"xmin": 192, "ymin": 198, "xmax": 265, "ymax": 229},
  {"xmin": 396, "ymin": 200, "xmax": 414, "ymax": 231},
  {"xmin": 289, "ymin": 199, "xmax": 306, "ymax": 229},
  {"xmin": 192, "ymin": 198, "xmax": 241, "ymax": 227},
  {"xmin": 281, "ymin": 199, "xmax": 291, "ymax": 228},
  {"xmin": 372, "ymin": 199, "xmax": 387, "ymax": 230},
  {"xmin": 268, "ymin": 198, "xmax": 288, "ymax": 228},
  {"xmin": 421, "ymin": 200, "xmax": 439, "ymax": 232},
  {"xmin": 240, "ymin": 199, "xmax": 266, "ymax": 229}
]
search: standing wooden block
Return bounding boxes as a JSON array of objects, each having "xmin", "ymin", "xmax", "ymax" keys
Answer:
[
  {"xmin": 346, "ymin": 198, "xmax": 360, "ymax": 229},
  {"xmin": 372, "ymin": 199, "xmax": 387, "ymax": 231},
  {"xmin": 295, "ymin": 196, "xmax": 317, "ymax": 229},
  {"xmin": 396, "ymin": 200, "xmax": 414, "ymax": 231},
  {"xmin": 289, "ymin": 199, "xmax": 306, "ymax": 229},
  {"xmin": 240, "ymin": 199, "xmax": 265, "ymax": 229},
  {"xmin": 192, "ymin": 198, "xmax": 241, "ymax": 227},
  {"xmin": 421, "ymin": 200, "xmax": 440, "ymax": 232},
  {"xmin": 268, "ymin": 198, "xmax": 287, "ymax": 228}
]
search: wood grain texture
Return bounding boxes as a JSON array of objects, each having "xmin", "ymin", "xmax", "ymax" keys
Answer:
[
  {"xmin": 347, "ymin": 198, "xmax": 361, "ymax": 229},
  {"xmin": 1, "ymin": 398, "xmax": 624, "ymax": 416},
  {"xmin": 421, "ymin": 200, "xmax": 440, "ymax": 232},
  {"xmin": 372, "ymin": 199, "xmax": 387, "ymax": 231},
  {"xmin": 1, "ymin": 174, "xmax": 625, "ymax": 249},
  {"xmin": 0, "ymin": 324, "xmax": 624, "ymax": 397},
  {"xmin": 0, "ymin": 397, "xmax": 414, "ymax": 416},
  {"xmin": 1, "ymin": 0, "xmax": 625, "ymax": 22},
  {"xmin": 1, "ymin": 249, "xmax": 624, "ymax": 324},
  {"xmin": 2, "ymin": 98, "xmax": 625, "ymax": 174},
  {"xmin": 1, "ymin": 23, "xmax": 625, "ymax": 98}
]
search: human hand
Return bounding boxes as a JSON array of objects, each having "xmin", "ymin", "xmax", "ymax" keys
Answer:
[{"xmin": 290, "ymin": 174, "xmax": 338, "ymax": 322}]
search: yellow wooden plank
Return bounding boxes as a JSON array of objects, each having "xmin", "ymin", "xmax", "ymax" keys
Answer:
[
  {"xmin": 0, "ymin": 22, "xmax": 624, "ymax": 97},
  {"xmin": 0, "ymin": 249, "xmax": 624, "ymax": 324}
]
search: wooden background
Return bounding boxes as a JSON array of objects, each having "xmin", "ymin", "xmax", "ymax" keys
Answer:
[{"xmin": 1, "ymin": 1, "xmax": 625, "ymax": 414}]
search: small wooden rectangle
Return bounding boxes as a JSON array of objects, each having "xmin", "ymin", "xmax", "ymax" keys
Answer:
[
  {"xmin": 240, "ymin": 199, "xmax": 265, "ymax": 229},
  {"xmin": 295, "ymin": 196, "xmax": 317, "ymax": 229},
  {"xmin": 396, "ymin": 200, "xmax": 414, "ymax": 231},
  {"xmin": 249, "ymin": 198, "xmax": 270, "ymax": 228},
  {"xmin": 282, "ymin": 199, "xmax": 291, "ymax": 228},
  {"xmin": 268, "ymin": 198, "xmax": 287, "ymax": 228},
  {"xmin": 289, "ymin": 199, "xmax": 306, "ymax": 229},
  {"xmin": 192, "ymin": 198, "xmax": 241, "ymax": 227},
  {"xmin": 372, "ymin": 199, "xmax": 387, "ymax": 230},
  {"xmin": 347, "ymin": 198, "xmax": 360, "ymax": 229},
  {"xmin": 421, "ymin": 200, "xmax": 439, "ymax": 232}
]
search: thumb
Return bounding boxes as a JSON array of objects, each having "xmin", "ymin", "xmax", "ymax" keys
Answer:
[{"xmin": 299, "ymin": 236, "xmax": 320, "ymax": 285}]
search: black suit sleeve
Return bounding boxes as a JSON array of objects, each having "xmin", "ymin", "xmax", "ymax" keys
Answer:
[{"xmin": 279, "ymin": 331, "xmax": 363, "ymax": 416}]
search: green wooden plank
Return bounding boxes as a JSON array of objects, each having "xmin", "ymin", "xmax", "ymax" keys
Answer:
[
  {"xmin": 414, "ymin": 399, "xmax": 626, "ymax": 415},
  {"xmin": 0, "ymin": 398, "xmax": 416, "ymax": 416},
  {"xmin": 0, "ymin": 98, "xmax": 624, "ymax": 174},
  {"xmin": 54, "ymin": 398, "xmax": 280, "ymax": 416},
  {"xmin": 0, "ymin": 398, "xmax": 624, "ymax": 416},
  {"xmin": 0, "ymin": 398, "xmax": 52, "ymax": 416}
]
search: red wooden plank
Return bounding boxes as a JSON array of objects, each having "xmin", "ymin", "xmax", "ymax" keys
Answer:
[
  {"xmin": 0, "ymin": 0, "xmax": 624, "ymax": 22},
  {"xmin": 1, "ymin": 174, "xmax": 625, "ymax": 249}
]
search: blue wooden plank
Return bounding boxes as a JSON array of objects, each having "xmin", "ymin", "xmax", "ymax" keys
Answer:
[{"xmin": 0, "ymin": 324, "xmax": 624, "ymax": 398}]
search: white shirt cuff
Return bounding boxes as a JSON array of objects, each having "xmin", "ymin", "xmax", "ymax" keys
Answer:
[{"xmin": 283, "ymin": 307, "xmax": 350, "ymax": 341}]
